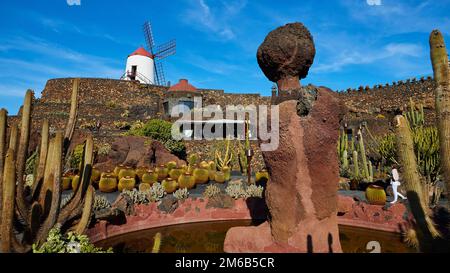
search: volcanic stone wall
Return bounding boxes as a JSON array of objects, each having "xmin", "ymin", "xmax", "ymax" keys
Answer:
[{"xmin": 338, "ymin": 77, "xmax": 436, "ymax": 137}]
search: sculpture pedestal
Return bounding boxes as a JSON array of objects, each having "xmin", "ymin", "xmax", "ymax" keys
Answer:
[{"xmin": 224, "ymin": 88, "xmax": 345, "ymax": 253}]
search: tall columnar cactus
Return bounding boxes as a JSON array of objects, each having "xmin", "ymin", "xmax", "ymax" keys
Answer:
[
  {"xmin": 0, "ymin": 82, "xmax": 93, "ymax": 253},
  {"xmin": 394, "ymin": 115, "xmax": 441, "ymax": 252},
  {"xmin": 353, "ymin": 150, "xmax": 359, "ymax": 178},
  {"xmin": 16, "ymin": 90, "xmax": 33, "ymax": 221},
  {"xmin": 357, "ymin": 129, "xmax": 369, "ymax": 179},
  {"xmin": 0, "ymin": 108, "xmax": 7, "ymax": 225},
  {"xmin": 342, "ymin": 150, "xmax": 349, "ymax": 170},
  {"xmin": 64, "ymin": 78, "xmax": 79, "ymax": 155},
  {"xmin": 0, "ymin": 149, "xmax": 15, "ymax": 253},
  {"xmin": 430, "ymin": 29, "xmax": 450, "ymax": 208},
  {"xmin": 405, "ymin": 98, "xmax": 425, "ymax": 128}
]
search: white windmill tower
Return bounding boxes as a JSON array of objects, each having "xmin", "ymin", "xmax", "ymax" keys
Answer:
[{"xmin": 122, "ymin": 21, "xmax": 176, "ymax": 85}]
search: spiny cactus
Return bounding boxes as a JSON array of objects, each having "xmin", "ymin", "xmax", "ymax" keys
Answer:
[
  {"xmin": 353, "ymin": 150, "xmax": 359, "ymax": 178},
  {"xmin": 203, "ymin": 184, "xmax": 221, "ymax": 198},
  {"xmin": 237, "ymin": 119, "xmax": 251, "ymax": 175},
  {"xmin": 0, "ymin": 108, "xmax": 7, "ymax": 226},
  {"xmin": 0, "ymin": 79, "xmax": 95, "ymax": 253},
  {"xmin": 357, "ymin": 130, "xmax": 369, "ymax": 179},
  {"xmin": 393, "ymin": 115, "xmax": 442, "ymax": 252},
  {"xmin": 430, "ymin": 29, "xmax": 450, "ymax": 209},
  {"xmin": 405, "ymin": 98, "xmax": 425, "ymax": 128},
  {"xmin": 215, "ymin": 137, "xmax": 233, "ymax": 171}
]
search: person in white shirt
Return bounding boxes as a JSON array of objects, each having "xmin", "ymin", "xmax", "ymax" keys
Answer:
[{"xmin": 391, "ymin": 168, "xmax": 407, "ymax": 204}]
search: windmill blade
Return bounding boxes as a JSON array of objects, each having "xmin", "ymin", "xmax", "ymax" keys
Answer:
[
  {"xmin": 154, "ymin": 61, "xmax": 166, "ymax": 86},
  {"xmin": 155, "ymin": 39, "xmax": 176, "ymax": 60},
  {"xmin": 143, "ymin": 21, "xmax": 155, "ymax": 54}
]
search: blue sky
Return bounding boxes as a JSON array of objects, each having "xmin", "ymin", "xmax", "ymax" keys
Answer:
[{"xmin": 0, "ymin": 0, "xmax": 449, "ymax": 113}]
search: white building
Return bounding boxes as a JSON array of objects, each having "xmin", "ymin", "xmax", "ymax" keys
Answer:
[{"xmin": 123, "ymin": 47, "xmax": 155, "ymax": 84}]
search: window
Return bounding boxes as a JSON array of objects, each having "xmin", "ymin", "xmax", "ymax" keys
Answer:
[{"xmin": 180, "ymin": 100, "xmax": 194, "ymax": 110}]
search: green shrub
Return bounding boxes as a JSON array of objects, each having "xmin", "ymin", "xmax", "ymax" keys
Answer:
[{"xmin": 126, "ymin": 119, "xmax": 186, "ymax": 158}]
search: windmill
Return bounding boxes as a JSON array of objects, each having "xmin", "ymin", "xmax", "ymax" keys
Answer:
[{"xmin": 142, "ymin": 21, "xmax": 176, "ymax": 86}]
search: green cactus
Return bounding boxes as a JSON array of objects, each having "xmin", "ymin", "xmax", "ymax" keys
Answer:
[
  {"xmin": 394, "ymin": 115, "xmax": 442, "ymax": 252},
  {"xmin": 16, "ymin": 90, "xmax": 33, "ymax": 221},
  {"xmin": 405, "ymin": 98, "xmax": 425, "ymax": 129},
  {"xmin": 430, "ymin": 29, "xmax": 450, "ymax": 209},
  {"xmin": 152, "ymin": 232, "xmax": 162, "ymax": 253},
  {"xmin": 353, "ymin": 150, "xmax": 359, "ymax": 178},
  {"xmin": 187, "ymin": 153, "xmax": 199, "ymax": 167},
  {"xmin": 215, "ymin": 137, "xmax": 233, "ymax": 171},
  {"xmin": 0, "ymin": 108, "xmax": 7, "ymax": 226},
  {"xmin": 0, "ymin": 81, "xmax": 95, "ymax": 253},
  {"xmin": 342, "ymin": 150, "xmax": 349, "ymax": 170},
  {"xmin": 357, "ymin": 130, "xmax": 369, "ymax": 179}
]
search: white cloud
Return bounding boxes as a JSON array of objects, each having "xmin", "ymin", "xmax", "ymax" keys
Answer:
[
  {"xmin": 366, "ymin": 0, "xmax": 382, "ymax": 6},
  {"xmin": 182, "ymin": 0, "xmax": 247, "ymax": 41},
  {"xmin": 313, "ymin": 42, "xmax": 424, "ymax": 73},
  {"xmin": 67, "ymin": 0, "xmax": 81, "ymax": 6}
]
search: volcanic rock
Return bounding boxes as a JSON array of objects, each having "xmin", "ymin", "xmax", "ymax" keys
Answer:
[
  {"xmin": 94, "ymin": 136, "xmax": 185, "ymax": 171},
  {"xmin": 257, "ymin": 22, "xmax": 316, "ymax": 91}
]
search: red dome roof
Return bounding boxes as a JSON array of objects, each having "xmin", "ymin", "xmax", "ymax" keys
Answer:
[
  {"xmin": 129, "ymin": 47, "xmax": 153, "ymax": 59},
  {"xmin": 168, "ymin": 79, "xmax": 197, "ymax": 92}
]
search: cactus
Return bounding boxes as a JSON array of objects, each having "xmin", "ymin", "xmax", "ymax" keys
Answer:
[
  {"xmin": 169, "ymin": 168, "xmax": 183, "ymax": 180},
  {"xmin": 214, "ymin": 171, "xmax": 226, "ymax": 184},
  {"xmin": 0, "ymin": 108, "xmax": 7, "ymax": 225},
  {"xmin": 187, "ymin": 153, "xmax": 198, "ymax": 167},
  {"xmin": 152, "ymin": 232, "xmax": 162, "ymax": 253},
  {"xmin": 155, "ymin": 165, "xmax": 169, "ymax": 181},
  {"xmin": 1, "ymin": 149, "xmax": 16, "ymax": 252},
  {"xmin": 353, "ymin": 150, "xmax": 359, "ymax": 178},
  {"xmin": 161, "ymin": 178, "xmax": 178, "ymax": 194},
  {"xmin": 365, "ymin": 185, "xmax": 386, "ymax": 205},
  {"xmin": 16, "ymin": 90, "xmax": 33, "ymax": 222},
  {"xmin": 118, "ymin": 176, "xmax": 136, "ymax": 192},
  {"xmin": 193, "ymin": 168, "xmax": 209, "ymax": 184},
  {"xmin": 357, "ymin": 130, "xmax": 369, "ymax": 178},
  {"xmin": 99, "ymin": 174, "xmax": 117, "ymax": 193},
  {"xmin": 118, "ymin": 167, "xmax": 136, "ymax": 181},
  {"xmin": 178, "ymin": 173, "xmax": 196, "ymax": 190},
  {"xmin": 142, "ymin": 170, "xmax": 158, "ymax": 185},
  {"xmin": 203, "ymin": 184, "xmax": 221, "ymax": 198},
  {"xmin": 64, "ymin": 78, "xmax": 79, "ymax": 155},
  {"xmin": 342, "ymin": 150, "xmax": 349, "ymax": 170},
  {"xmin": 430, "ymin": 29, "xmax": 450, "ymax": 209},
  {"xmin": 405, "ymin": 98, "xmax": 425, "ymax": 128},
  {"xmin": 0, "ymin": 82, "xmax": 95, "ymax": 253},
  {"xmin": 393, "ymin": 115, "xmax": 441, "ymax": 252},
  {"xmin": 214, "ymin": 137, "xmax": 233, "ymax": 171}
]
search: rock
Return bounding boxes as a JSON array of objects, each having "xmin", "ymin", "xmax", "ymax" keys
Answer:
[
  {"xmin": 206, "ymin": 194, "xmax": 235, "ymax": 209},
  {"xmin": 94, "ymin": 207, "xmax": 126, "ymax": 225},
  {"xmin": 257, "ymin": 22, "xmax": 316, "ymax": 91},
  {"xmin": 225, "ymin": 87, "xmax": 346, "ymax": 253},
  {"xmin": 112, "ymin": 194, "xmax": 135, "ymax": 216},
  {"xmin": 158, "ymin": 196, "xmax": 179, "ymax": 214},
  {"xmin": 337, "ymin": 195, "xmax": 354, "ymax": 215},
  {"xmin": 94, "ymin": 136, "xmax": 185, "ymax": 172}
]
